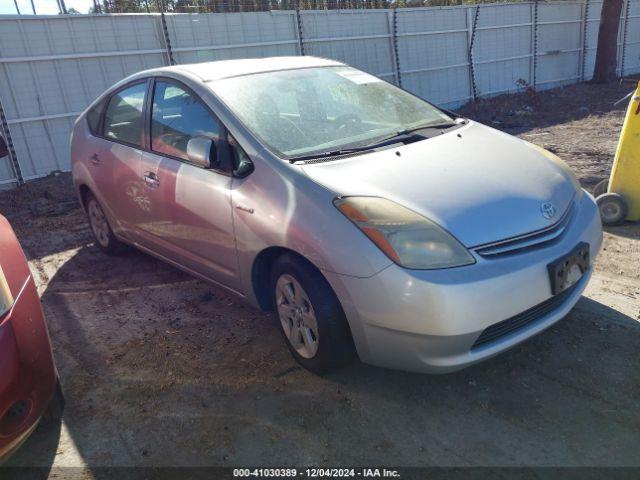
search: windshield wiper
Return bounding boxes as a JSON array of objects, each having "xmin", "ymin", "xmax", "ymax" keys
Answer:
[
  {"xmin": 365, "ymin": 121, "xmax": 463, "ymax": 147},
  {"xmin": 288, "ymin": 120, "xmax": 465, "ymax": 163},
  {"xmin": 289, "ymin": 147, "xmax": 373, "ymax": 163}
]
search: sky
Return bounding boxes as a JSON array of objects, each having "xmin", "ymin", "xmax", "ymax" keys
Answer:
[{"xmin": 0, "ymin": 0, "xmax": 95, "ymax": 14}]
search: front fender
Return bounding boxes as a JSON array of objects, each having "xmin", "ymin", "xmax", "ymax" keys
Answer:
[{"xmin": 231, "ymin": 154, "xmax": 392, "ymax": 307}]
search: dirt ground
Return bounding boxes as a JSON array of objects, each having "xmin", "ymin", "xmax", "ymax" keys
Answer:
[{"xmin": 1, "ymin": 81, "xmax": 639, "ymax": 474}]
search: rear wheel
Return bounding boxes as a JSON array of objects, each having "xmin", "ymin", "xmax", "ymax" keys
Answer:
[
  {"xmin": 593, "ymin": 179, "xmax": 609, "ymax": 198},
  {"xmin": 85, "ymin": 192, "xmax": 126, "ymax": 255},
  {"xmin": 597, "ymin": 193, "xmax": 628, "ymax": 225},
  {"xmin": 271, "ymin": 254, "xmax": 355, "ymax": 374}
]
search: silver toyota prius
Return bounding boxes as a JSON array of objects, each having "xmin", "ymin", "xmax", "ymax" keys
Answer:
[{"xmin": 71, "ymin": 56, "xmax": 602, "ymax": 374}]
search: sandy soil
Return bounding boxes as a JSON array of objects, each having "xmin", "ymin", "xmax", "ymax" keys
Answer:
[{"xmin": 1, "ymin": 81, "xmax": 638, "ymax": 473}]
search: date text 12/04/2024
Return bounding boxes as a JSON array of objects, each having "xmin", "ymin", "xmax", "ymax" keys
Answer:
[{"xmin": 232, "ymin": 468, "xmax": 401, "ymax": 478}]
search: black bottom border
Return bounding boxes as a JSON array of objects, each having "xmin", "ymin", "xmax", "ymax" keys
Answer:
[{"xmin": 2, "ymin": 467, "xmax": 640, "ymax": 480}]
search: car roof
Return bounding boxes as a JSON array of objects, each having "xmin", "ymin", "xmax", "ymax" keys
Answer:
[{"xmin": 151, "ymin": 56, "xmax": 345, "ymax": 82}]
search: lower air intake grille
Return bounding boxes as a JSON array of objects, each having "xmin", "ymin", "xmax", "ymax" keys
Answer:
[{"xmin": 471, "ymin": 283, "xmax": 578, "ymax": 350}]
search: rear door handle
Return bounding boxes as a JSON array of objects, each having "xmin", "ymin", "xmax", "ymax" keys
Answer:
[
  {"xmin": 142, "ymin": 171, "xmax": 160, "ymax": 188},
  {"xmin": 90, "ymin": 153, "xmax": 100, "ymax": 165}
]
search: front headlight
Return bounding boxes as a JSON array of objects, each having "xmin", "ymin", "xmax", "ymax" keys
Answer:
[
  {"xmin": 334, "ymin": 197, "xmax": 475, "ymax": 269},
  {"xmin": 0, "ymin": 266, "xmax": 14, "ymax": 318},
  {"xmin": 526, "ymin": 142, "xmax": 583, "ymax": 197}
]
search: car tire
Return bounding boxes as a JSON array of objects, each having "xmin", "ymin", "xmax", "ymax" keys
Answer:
[
  {"xmin": 597, "ymin": 192, "xmax": 628, "ymax": 225},
  {"xmin": 84, "ymin": 192, "xmax": 126, "ymax": 255},
  {"xmin": 593, "ymin": 179, "xmax": 609, "ymax": 198},
  {"xmin": 270, "ymin": 254, "xmax": 356, "ymax": 375}
]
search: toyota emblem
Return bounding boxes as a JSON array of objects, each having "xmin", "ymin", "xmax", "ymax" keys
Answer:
[{"xmin": 541, "ymin": 202, "xmax": 557, "ymax": 219}]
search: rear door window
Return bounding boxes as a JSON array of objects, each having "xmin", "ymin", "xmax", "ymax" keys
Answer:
[{"xmin": 102, "ymin": 82, "xmax": 147, "ymax": 147}]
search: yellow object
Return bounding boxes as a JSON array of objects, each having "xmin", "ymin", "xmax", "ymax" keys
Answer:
[{"xmin": 609, "ymin": 81, "xmax": 640, "ymax": 221}]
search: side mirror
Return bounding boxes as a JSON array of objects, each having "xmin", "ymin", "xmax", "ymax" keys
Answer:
[
  {"xmin": 186, "ymin": 136, "xmax": 216, "ymax": 169},
  {"xmin": 234, "ymin": 158, "xmax": 254, "ymax": 178}
]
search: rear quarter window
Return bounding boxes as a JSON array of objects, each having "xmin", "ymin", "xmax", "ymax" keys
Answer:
[{"xmin": 86, "ymin": 100, "xmax": 104, "ymax": 136}]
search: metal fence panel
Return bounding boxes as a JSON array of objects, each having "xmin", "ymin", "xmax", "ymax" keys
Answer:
[
  {"xmin": 473, "ymin": 2, "xmax": 533, "ymax": 97},
  {"xmin": 300, "ymin": 10, "xmax": 395, "ymax": 81},
  {"xmin": 0, "ymin": 142, "xmax": 15, "ymax": 186},
  {"xmin": 397, "ymin": 6, "xmax": 471, "ymax": 106},
  {"xmin": 536, "ymin": 2, "xmax": 583, "ymax": 89},
  {"xmin": 166, "ymin": 12, "xmax": 299, "ymax": 64},
  {"xmin": 0, "ymin": 14, "xmax": 167, "ymax": 183},
  {"xmin": 621, "ymin": 0, "xmax": 640, "ymax": 75},
  {"xmin": 9, "ymin": 117, "xmax": 74, "ymax": 182},
  {"xmin": 583, "ymin": 0, "xmax": 603, "ymax": 81}
]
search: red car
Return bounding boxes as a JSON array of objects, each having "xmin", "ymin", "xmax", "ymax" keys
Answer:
[{"xmin": 0, "ymin": 214, "xmax": 60, "ymax": 462}]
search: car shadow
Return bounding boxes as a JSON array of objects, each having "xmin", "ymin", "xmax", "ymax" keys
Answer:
[
  {"xmin": 5, "ymin": 241, "xmax": 282, "ymax": 471},
  {"xmin": 4, "ymin": 244, "xmax": 196, "ymax": 474},
  {"xmin": 0, "ymin": 174, "xmax": 91, "ymax": 262},
  {"xmin": 326, "ymin": 295, "xmax": 640, "ymax": 465},
  {"xmin": 7, "ymin": 237, "xmax": 640, "ymax": 470}
]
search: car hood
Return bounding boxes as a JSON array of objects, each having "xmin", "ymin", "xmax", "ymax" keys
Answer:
[{"xmin": 300, "ymin": 121, "xmax": 577, "ymax": 247}]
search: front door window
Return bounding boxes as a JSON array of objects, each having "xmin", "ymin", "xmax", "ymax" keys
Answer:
[{"xmin": 151, "ymin": 81, "xmax": 220, "ymax": 161}]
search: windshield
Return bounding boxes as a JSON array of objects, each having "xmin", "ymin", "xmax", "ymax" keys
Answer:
[{"xmin": 209, "ymin": 66, "xmax": 453, "ymax": 159}]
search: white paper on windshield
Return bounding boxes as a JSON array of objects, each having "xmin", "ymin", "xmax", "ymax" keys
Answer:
[{"xmin": 336, "ymin": 69, "xmax": 382, "ymax": 85}]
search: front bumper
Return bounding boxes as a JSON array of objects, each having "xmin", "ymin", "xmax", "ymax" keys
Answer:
[{"xmin": 324, "ymin": 192, "xmax": 603, "ymax": 373}]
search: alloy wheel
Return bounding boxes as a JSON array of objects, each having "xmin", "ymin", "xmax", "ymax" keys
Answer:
[
  {"xmin": 88, "ymin": 199, "xmax": 110, "ymax": 248},
  {"xmin": 275, "ymin": 274, "xmax": 319, "ymax": 359}
]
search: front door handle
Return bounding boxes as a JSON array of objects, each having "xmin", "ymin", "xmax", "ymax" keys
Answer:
[
  {"xmin": 142, "ymin": 171, "xmax": 160, "ymax": 188},
  {"xmin": 90, "ymin": 153, "xmax": 100, "ymax": 165}
]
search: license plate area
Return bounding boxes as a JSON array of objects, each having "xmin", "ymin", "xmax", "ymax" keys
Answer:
[{"xmin": 547, "ymin": 242, "xmax": 590, "ymax": 295}]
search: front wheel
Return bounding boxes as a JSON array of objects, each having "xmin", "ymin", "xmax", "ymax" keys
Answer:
[{"xmin": 271, "ymin": 254, "xmax": 355, "ymax": 375}]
